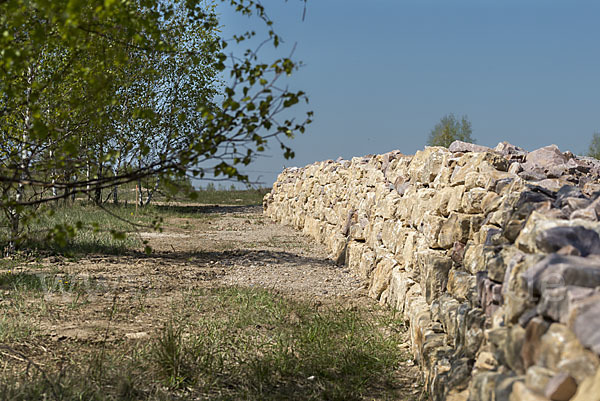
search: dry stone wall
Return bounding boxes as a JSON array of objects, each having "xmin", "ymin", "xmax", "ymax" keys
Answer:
[{"xmin": 264, "ymin": 141, "xmax": 600, "ymax": 401}]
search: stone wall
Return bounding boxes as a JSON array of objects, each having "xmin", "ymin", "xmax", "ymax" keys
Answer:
[{"xmin": 264, "ymin": 141, "xmax": 600, "ymax": 401}]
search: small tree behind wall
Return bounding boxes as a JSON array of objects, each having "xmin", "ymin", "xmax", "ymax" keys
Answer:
[
  {"xmin": 427, "ymin": 113, "xmax": 475, "ymax": 148},
  {"xmin": 587, "ymin": 132, "xmax": 600, "ymax": 159}
]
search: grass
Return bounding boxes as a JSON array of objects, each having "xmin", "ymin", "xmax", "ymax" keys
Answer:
[
  {"xmin": 0, "ymin": 287, "xmax": 410, "ymax": 400},
  {"xmin": 0, "ymin": 188, "xmax": 268, "ymax": 256},
  {"xmin": 110, "ymin": 185, "xmax": 269, "ymax": 206},
  {"xmin": 189, "ymin": 188, "xmax": 270, "ymax": 206}
]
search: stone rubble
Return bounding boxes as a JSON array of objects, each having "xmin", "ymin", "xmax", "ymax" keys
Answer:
[{"xmin": 264, "ymin": 140, "xmax": 600, "ymax": 401}]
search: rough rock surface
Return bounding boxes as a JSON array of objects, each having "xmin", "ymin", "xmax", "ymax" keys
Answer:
[{"xmin": 264, "ymin": 141, "xmax": 600, "ymax": 400}]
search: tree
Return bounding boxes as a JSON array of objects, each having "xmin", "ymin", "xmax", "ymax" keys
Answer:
[
  {"xmin": 587, "ymin": 132, "xmax": 600, "ymax": 159},
  {"xmin": 427, "ymin": 113, "xmax": 475, "ymax": 148},
  {"xmin": 0, "ymin": 0, "xmax": 312, "ymax": 249}
]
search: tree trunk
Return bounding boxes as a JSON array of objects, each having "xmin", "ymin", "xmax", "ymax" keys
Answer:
[
  {"xmin": 144, "ymin": 176, "xmax": 160, "ymax": 206},
  {"xmin": 8, "ymin": 66, "xmax": 34, "ymax": 253},
  {"xmin": 94, "ymin": 162, "xmax": 103, "ymax": 204}
]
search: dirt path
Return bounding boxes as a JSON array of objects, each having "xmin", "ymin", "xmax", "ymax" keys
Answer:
[{"xmin": 2, "ymin": 205, "xmax": 422, "ymax": 399}]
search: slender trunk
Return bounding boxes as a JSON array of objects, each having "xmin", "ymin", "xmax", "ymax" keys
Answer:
[
  {"xmin": 137, "ymin": 156, "xmax": 143, "ymax": 206},
  {"xmin": 112, "ymin": 158, "xmax": 121, "ymax": 205},
  {"xmin": 50, "ymin": 149, "xmax": 57, "ymax": 199},
  {"xmin": 9, "ymin": 66, "xmax": 33, "ymax": 253},
  {"xmin": 86, "ymin": 160, "xmax": 91, "ymax": 200},
  {"xmin": 63, "ymin": 171, "xmax": 70, "ymax": 205},
  {"xmin": 144, "ymin": 176, "xmax": 160, "ymax": 206},
  {"xmin": 94, "ymin": 162, "xmax": 103, "ymax": 204}
]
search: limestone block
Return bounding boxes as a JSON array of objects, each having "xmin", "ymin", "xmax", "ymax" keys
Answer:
[
  {"xmin": 366, "ymin": 217, "xmax": 384, "ymax": 249},
  {"xmin": 544, "ymin": 373, "xmax": 577, "ymax": 401},
  {"xmin": 380, "ymin": 219, "xmax": 396, "ymax": 251},
  {"xmin": 522, "ymin": 144, "xmax": 569, "ymax": 172},
  {"xmin": 366, "ymin": 166, "xmax": 385, "ymax": 184},
  {"xmin": 447, "ymin": 185, "xmax": 466, "ymax": 213},
  {"xmin": 421, "ymin": 212, "xmax": 446, "ymax": 248},
  {"xmin": 346, "ymin": 240, "xmax": 367, "ymax": 273},
  {"xmin": 432, "ymin": 160, "xmax": 454, "ymax": 188},
  {"xmin": 406, "ymin": 294, "xmax": 431, "ymax": 362},
  {"xmin": 447, "ymin": 269, "xmax": 477, "ymax": 303},
  {"xmin": 505, "ymin": 324, "xmax": 526, "ymax": 374},
  {"xmin": 379, "ymin": 191, "xmax": 402, "ymax": 219},
  {"xmin": 396, "ymin": 196, "xmax": 415, "ymax": 223},
  {"xmin": 368, "ymin": 255, "xmax": 397, "ymax": 300},
  {"xmin": 464, "ymin": 171, "xmax": 489, "ymax": 190},
  {"xmin": 450, "ymin": 165, "xmax": 469, "ymax": 187},
  {"xmin": 323, "ymin": 205, "xmax": 338, "ymax": 225},
  {"xmin": 537, "ymin": 285, "xmax": 595, "ymax": 324},
  {"xmin": 474, "ymin": 350, "xmax": 499, "ymax": 372},
  {"xmin": 302, "ymin": 216, "xmax": 320, "ymax": 239},
  {"xmin": 434, "ymin": 186, "xmax": 456, "ymax": 217},
  {"xmin": 349, "ymin": 219, "xmax": 368, "ymax": 241},
  {"xmin": 515, "ymin": 211, "xmax": 600, "ymax": 254},
  {"xmin": 389, "ymin": 224, "xmax": 408, "ymax": 256},
  {"xmin": 567, "ymin": 292, "xmax": 600, "ymax": 355},
  {"xmin": 398, "ymin": 230, "xmax": 417, "ymax": 268},
  {"xmin": 411, "ymin": 188, "xmax": 436, "ymax": 228},
  {"xmin": 387, "ymin": 268, "xmax": 415, "ymax": 313},
  {"xmin": 439, "ymin": 213, "xmax": 476, "ymax": 249},
  {"xmin": 481, "ymin": 191, "xmax": 502, "ymax": 214},
  {"xmin": 409, "ymin": 146, "xmax": 451, "ymax": 184},
  {"xmin": 358, "ymin": 248, "xmax": 376, "ymax": 280},
  {"xmin": 570, "ymin": 367, "xmax": 600, "ymax": 401},
  {"xmin": 556, "ymin": 349, "xmax": 599, "ymax": 385},
  {"xmin": 329, "ymin": 232, "xmax": 347, "ymax": 264},
  {"xmin": 536, "ymin": 324, "xmax": 578, "ymax": 371},
  {"xmin": 462, "ymin": 187, "xmax": 488, "ymax": 214},
  {"xmin": 525, "ymin": 365, "xmax": 555, "ymax": 395},
  {"xmin": 523, "ymin": 254, "xmax": 600, "ymax": 298},
  {"xmin": 417, "ymin": 250, "xmax": 453, "ymax": 304},
  {"xmin": 477, "ymin": 224, "xmax": 504, "ymax": 246},
  {"xmin": 434, "ymin": 294, "xmax": 461, "ymax": 342},
  {"xmin": 509, "ymin": 381, "xmax": 550, "ymax": 401},
  {"xmin": 469, "ymin": 372, "xmax": 515, "ymax": 401},
  {"xmin": 463, "ymin": 243, "xmax": 486, "ymax": 274},
  {"xmin": 504, "ymin": 254, "xmax": 544, "ymax": 324}
]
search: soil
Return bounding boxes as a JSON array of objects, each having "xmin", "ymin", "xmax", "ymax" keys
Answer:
[{"xmin": 3, "ymin": 205, "xmax": 422, "ymax": 399}]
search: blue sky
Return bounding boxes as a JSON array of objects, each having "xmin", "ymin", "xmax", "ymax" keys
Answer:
[{"xmin": 216, "ymin": 0, "xmax": 600, "ymax": 187}]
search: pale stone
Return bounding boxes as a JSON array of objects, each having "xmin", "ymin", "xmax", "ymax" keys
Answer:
[
  {"xmin": 368, "ymin": 256, "xmax": 397, "ymax": 299},
  {"xmin": 387, "ymin": 268, "xmax": 415, "ymax": 313},
  {"xmin": 510, "ymin": 381, "xmax": 551, "ymax": 401},
  {"xmin": 438, "ymin": 213, "xmax": 473, "ymax": 249},
  {"xmin": 410, "ymin": 146, "xmax": 451, "ymax": 184},
  {"xmin": 463, "ymin": 243, "xmax": 485, "ymax": 274},
  {"xmin": 449, "ymin": 140, "xmax": 493, "ymax": 153},
  {"xmin": 447, "ymin": 185, "xmax": 466, "ymax": 213},
  {"xmin": 447, "ymin": 269, "xmax": 477, "ymax": 303},
  {"xmin": 544, "ymin": 373, "xmax": 577, "ymax": 401},
  {"xmin": 570, "ymin": 367, "xmax": 600, "ymax": 401},
  {"xmin": 358, "ymin": 248, "xmax": 376, "ymax": 280},
  {"xmin": 474, "ymin": 351, "xmax": 498, "ymax": 371},
  {"xmin": 421, "ymin": 212, "xmax": 446, "ymax": 248},
  {"xmin": 525, "ymin": 365, "xmax": 555, "ymax": 395},
  {"xmin": 417, "ymin": 250, "xmax": 453, "ymax": 303}
]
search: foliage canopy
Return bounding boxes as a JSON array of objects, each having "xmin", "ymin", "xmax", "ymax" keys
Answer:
[
  {"xmin": 427, "ymin": 113, "xmax": 474, "ymax": 148},
  {"xmin": 0, "ymin": 0, "xmax": 311, "ymax": 249},
  {"xmin": 587, "ymin": 132, "xmax": 600, "ymax": 160}
]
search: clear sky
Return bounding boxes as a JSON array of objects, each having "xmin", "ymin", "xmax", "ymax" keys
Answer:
[{"xmin": 216, "ymin": 0, "xmax": 600, "ymax": 188}]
